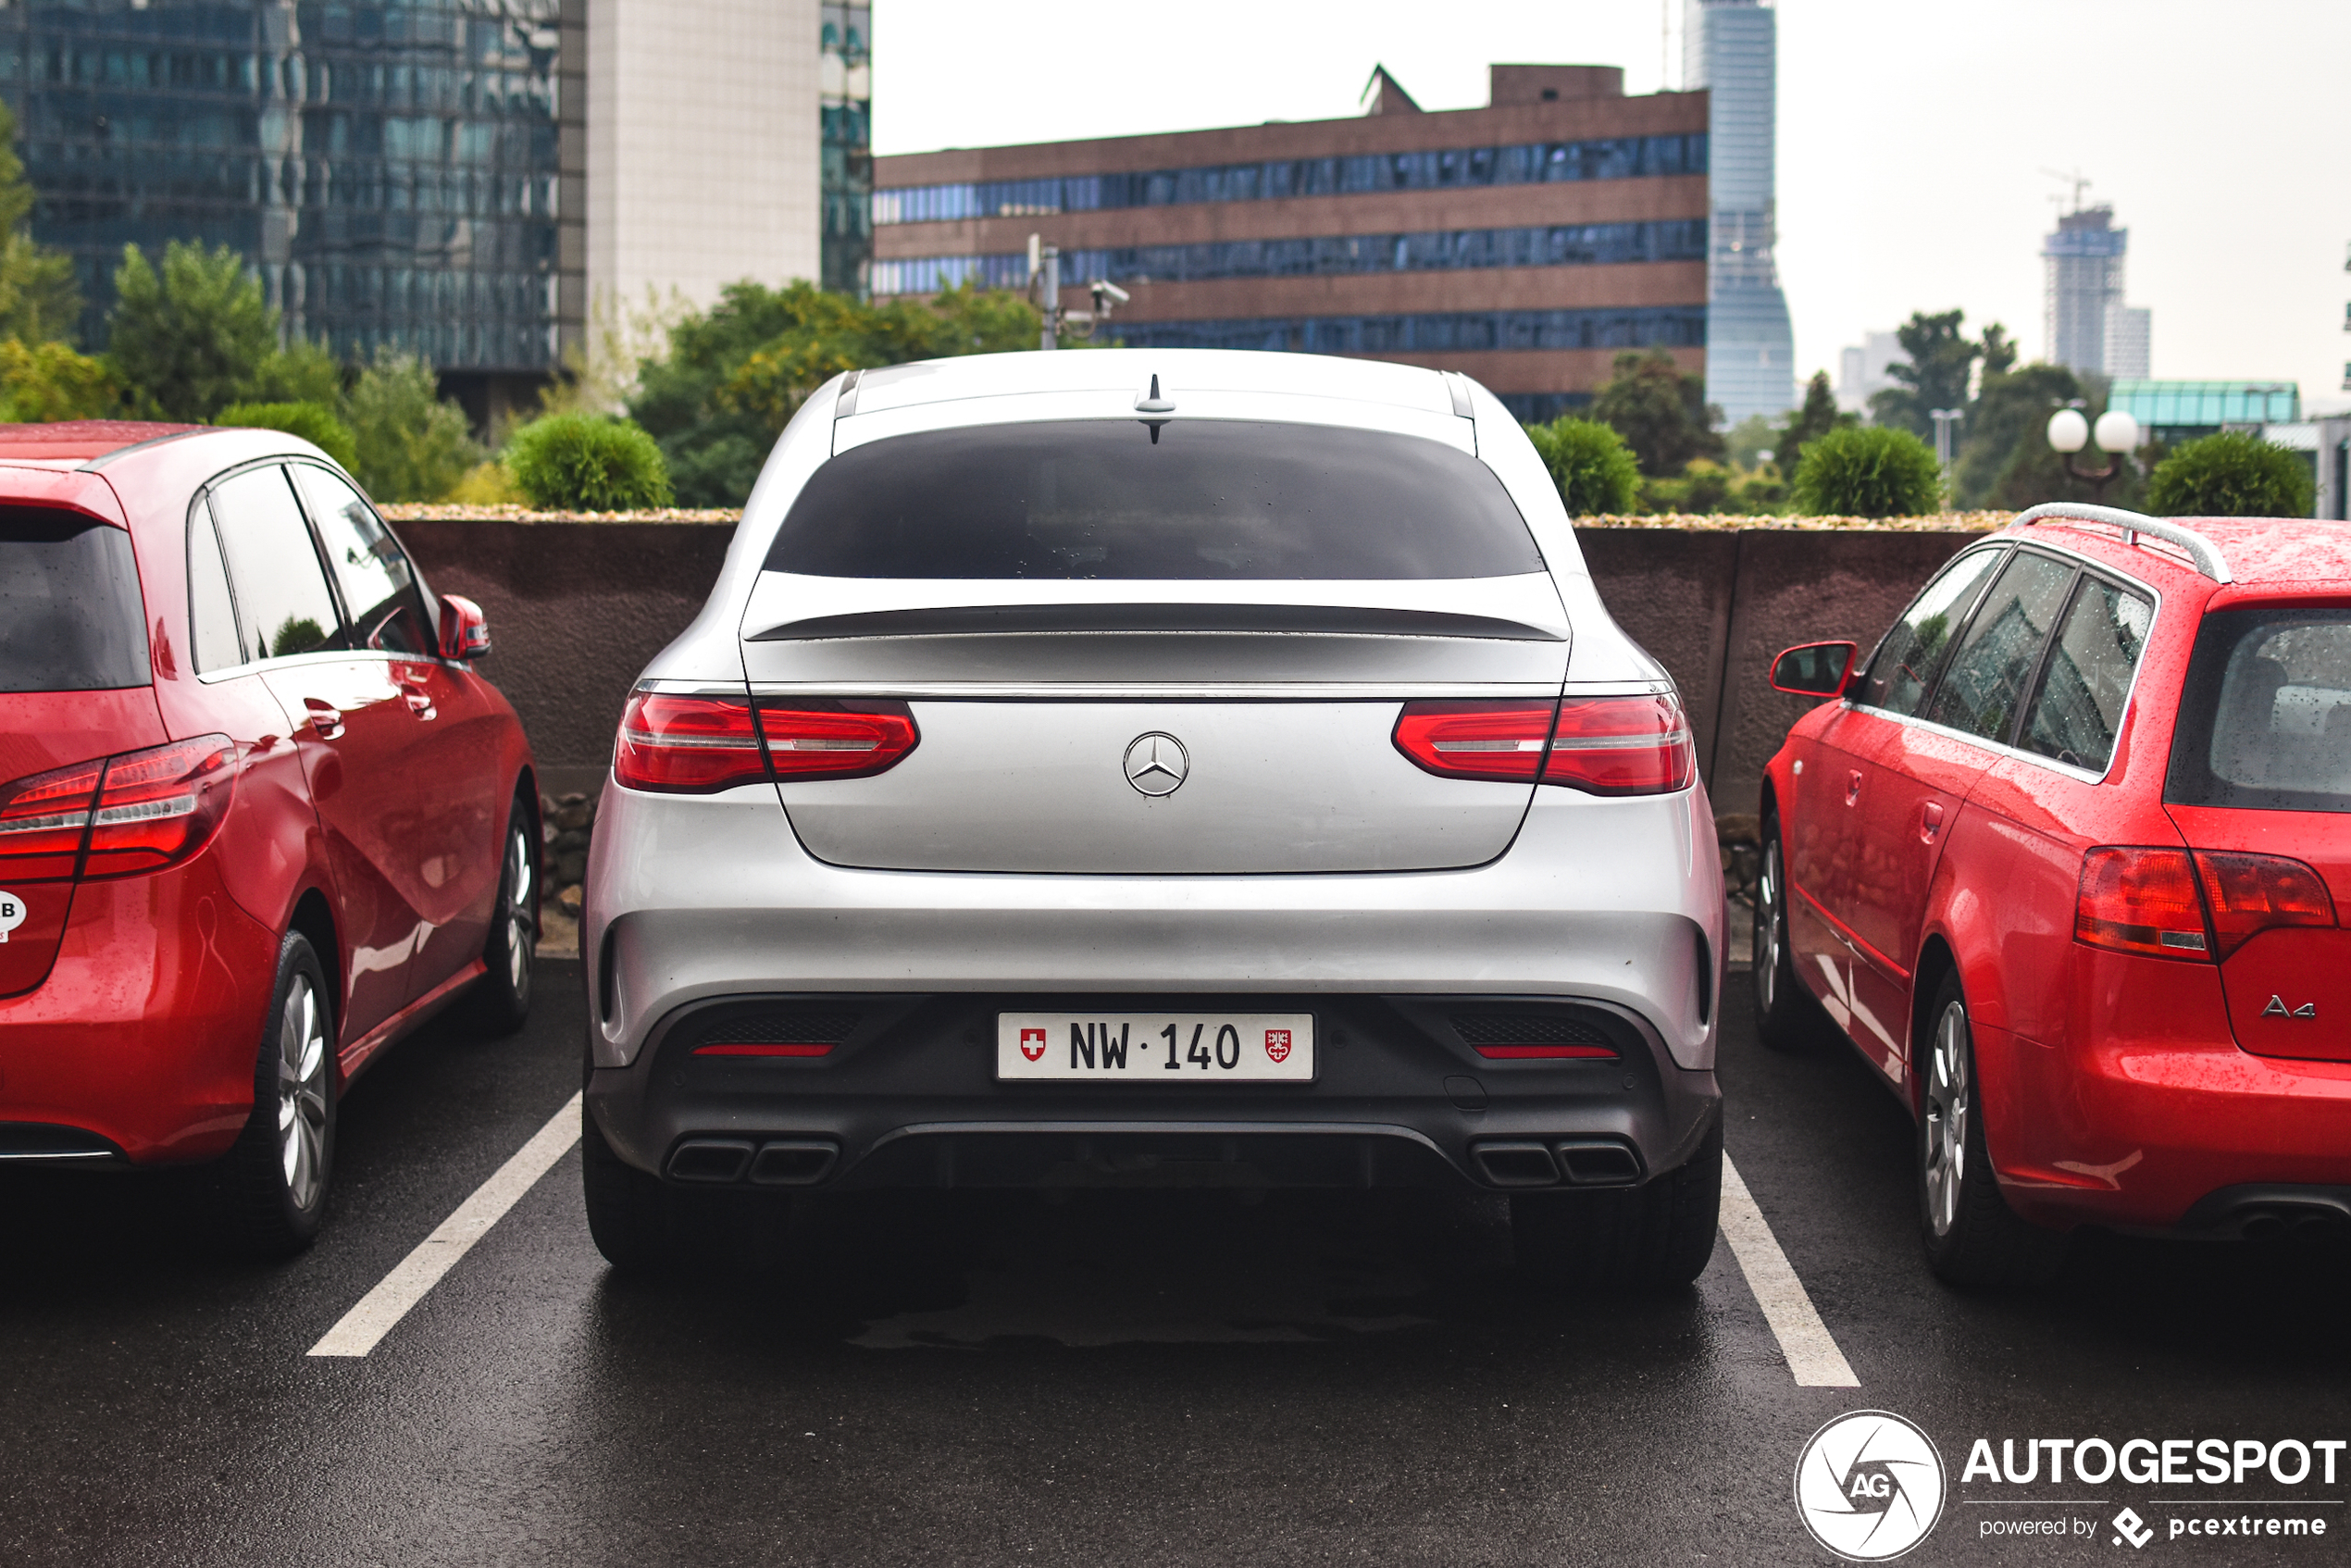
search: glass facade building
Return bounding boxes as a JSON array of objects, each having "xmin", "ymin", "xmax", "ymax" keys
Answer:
[
  {"xmin": 2108, "ymin": 380, "xmax": 2299, "ymax": 442},
  {"xmin": 2044, "ymin": 205, "xmax": 2126, "ymax": 376},
  {"xmin": 818, "ymin": 2, "xmax": 867, "ymax": 296},
  {"xmin": 1684, "ymin": 0, "xmax": 1793, "ymax": 423},
  {"xmin": 0, "ymin": 0, "xmax": 569, "ymax": 372}
]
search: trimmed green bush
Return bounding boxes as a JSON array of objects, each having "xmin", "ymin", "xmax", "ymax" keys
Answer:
[
  {"xmin": 215, "ymin": 400, "xmax": 358, "ymax": 470},
  {"xmin": 504, "ymin": 412, "xmax": 674, "ymax": 510},
  {"xmin": 2144, "ymin": 429, "xmax": 2314, "ymax": 517},
  {"xmin": 1524, "ymin": 415, "xmax": 1641, "ymax": 515},
  {"xmin": 1792, "ymin": 424, "xmax": 1944, "ymax": 517}
]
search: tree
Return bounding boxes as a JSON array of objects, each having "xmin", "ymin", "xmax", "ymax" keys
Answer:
[
  {"xmin": 1775, "ymin": 370, "xmax": 1855, "ymax": 479},
  {"xmin": 0, "ymin": 100, "xmax": 80, "ymax": 346},
  {"xmin": 1792, "ymin": 425, "xmax": 1944, "ymax": 517},
  {"xmin": 1869, "ymin": 310, "xmax": 2012, "ymax": 442},
  {"xmin": 106, "ymin": 242, "xmax": 279, "ymax": 420},
  {"xmin": 342, "ymin": 349, "xmax": 480, "ymax": 502},
  {"xmin": 1949, "ymin": 362, "xmax": 2081, "ymax": 507},
  {"xmin": 215, "ymin": 401, "xmax": 359, "ymax": 471},
  {"xmin": 2145, "ymin": 431, "xmax": 2315, "ymax": 517},
  {"xmin": 1524, "ymin": 415, "xmax": 1641, "ymax": 515},
  {"xmin": 1589, "ymin": 349, "xmax": 1722, "ymax": 477},
  {"xmin": 504, "ymin": 411, "xmax": 673, "ymax": 510},
  {"xmin": 1723, "ymin": 413, "xmax": 1776, "ymax": 470},
  {"xmin": 248, "ymin": 336, "xmax": 344, "ymax": 406},
  {"xmin": 0, "ymin": 339, "xmax": 118, "ymax": 420}
]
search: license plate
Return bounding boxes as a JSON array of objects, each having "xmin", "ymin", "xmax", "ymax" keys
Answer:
[{"xmin": 996, "ymin": 1013, "xmax": 1314, "ymax": 1082}]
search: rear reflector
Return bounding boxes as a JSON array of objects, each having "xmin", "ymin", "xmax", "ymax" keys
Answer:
[
  {"xmin": 0, "ymin": 737, "xmax": 236, "ymax": 882},
  {"xmin": 2195, "ymin": 851, "xmax": 2335, "ymax": 960},
  {"xmin": 614, "ymin": 692, "xmax": 920, "ymax": 793},
  {"xmin": 1393, "ymin": 695, "xmax": 1695, "ymax": 795},
  {"xmin": 2076, "ymin": 846, "xmax": 2208, "ymax": 959}
]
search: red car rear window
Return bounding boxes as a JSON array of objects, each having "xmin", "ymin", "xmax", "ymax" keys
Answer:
[
  {"xmin": 2166, "ymin": 607, "xmax": 2351, "ymax": 813},
  {"xmin": 0, "ymin": 506, "xmax": 149, "ymax": 693}
]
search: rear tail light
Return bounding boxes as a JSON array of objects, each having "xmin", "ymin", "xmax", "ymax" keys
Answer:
[
  {"xmin": 0, "ymin": 736, "xmax": 237, "ymax": 882},
  {"xmin": 614, "ymin": 692, "xmax": 920, "ymax": 794},
  {"xmin": 2195, "ymin": 852, "xmax": 2335, "ymax": 960},
  {"xmin": 2076, "ymin": 846, "xmax": 2340, "ymax": 962},
  {"xmin": 1392, "ymin": 694, "xmax": 1696, "ymax": 796}
]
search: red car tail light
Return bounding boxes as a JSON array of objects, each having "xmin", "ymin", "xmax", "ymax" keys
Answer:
[
  {"xmin": 2194, "ymin": 852, "xmax": 2336, "ymax": 960},
  {"xmin": 1540, "ymin": 695, "xmax": 1697, "ymax": 796},
  {"xmin": 756, "ymin": 701, "xmax": 920, "ymax": 780},
  {"xmin": 0, "ymin": 758, "xmax": 104, "ymax": 881},
  {"xmin": 82, "ymin": 736, "xmax": 238, "ymax": 878},
  {"xmin": 614, "ymin": 692, "xmax": 772, "ymax": 794},
  {"xmin": 2076, "ymin": 847, "xmax": 2210, "ymax": 959},
  {"xmin": 1391, "ymin": 701, "xmax": 1557, "ymax": 783}
]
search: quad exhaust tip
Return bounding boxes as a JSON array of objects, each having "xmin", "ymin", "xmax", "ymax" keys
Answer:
[
  {"xmin": 667, "ymin": 1137, "xmax": 840, "ymax": 1187},
  {"xmin": 1471, "ymin": 1139, "xmax": 1642, "ymax": 1189}
]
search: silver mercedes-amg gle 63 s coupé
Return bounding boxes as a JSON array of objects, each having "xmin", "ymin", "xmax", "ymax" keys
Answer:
[{"xmin": 580, "ymin": 348, "xmax": 1725, "ymax": 1288}]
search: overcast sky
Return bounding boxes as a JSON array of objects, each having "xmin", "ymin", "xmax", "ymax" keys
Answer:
[{"xmin": 875, "ymin": 0, "xmax": 2351, "ymax": 414}]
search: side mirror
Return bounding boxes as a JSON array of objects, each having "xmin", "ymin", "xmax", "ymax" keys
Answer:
[
  {"xmin": 439, "ymin": 594, "xmax": 491, "ymax": 661},
  {"xmin": 1769, "ymin": 641, "xmax": 1859, "ymax": 698}
]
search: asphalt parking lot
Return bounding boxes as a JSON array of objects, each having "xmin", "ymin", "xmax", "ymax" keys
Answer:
[{"xmin": 3, "ymin": 960, "xmax": 2346, "ymax": 1567}]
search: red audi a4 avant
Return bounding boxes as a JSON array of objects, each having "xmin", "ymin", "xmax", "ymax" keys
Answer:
[
  {"xmin": 1758, "ymin": 504, "xmax": 2351, "ymax": 1285},
  {"xmin": 0, "ymin": 422, "xmax": 538, "ymax": 1252}
]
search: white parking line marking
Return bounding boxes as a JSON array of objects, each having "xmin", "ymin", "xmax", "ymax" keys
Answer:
[
  {"xmin": 307, "ymin": 1091, "xmax": 582, "ymax": 1359},
  {"xmin": 1719, "ymin": 1152, "xmax": 1860, "ymax": 1388}
]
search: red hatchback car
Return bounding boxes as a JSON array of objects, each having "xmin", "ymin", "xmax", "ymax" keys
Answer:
[
  {"xmin": 1757, "ymin": 504, "xmax": 2351, "ymax": 1284},
  {"xmin": 0, "ymin": 422, "xmax": 538, "ymax": 1252}
]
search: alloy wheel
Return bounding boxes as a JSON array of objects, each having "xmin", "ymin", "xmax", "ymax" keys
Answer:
[
  {"xmin": 1922, "ymin": 999, "xmax": 1970, "ymax": 1238},
  {"xmin": 1752, "ymin": 839, "xmax": 1782, "ymax": 1013},
  {"xmin": 277, "ymin": 972, "xmax": 330, "ymax": 1211},
  {"xmin": 505, "ymin": 819, "xmax": 535, "ymax": 990}
]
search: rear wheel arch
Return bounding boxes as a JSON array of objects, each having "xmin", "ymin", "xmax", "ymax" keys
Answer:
[
  {"xmin": 1909, "ymin": 936, "xmax": 1959, "ymax": 1115},
  {"xmin": 286, "ymin": 888, "xmax": 341, "ymax": 1052}
]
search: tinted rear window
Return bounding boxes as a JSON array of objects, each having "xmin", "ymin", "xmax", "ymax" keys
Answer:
[
  {"xmin": 766, "ymin": 419, "xmax": 1545, "ymax": 579},
  {"xmin": 2167, "ymin": 608, "xmax": 2351, "ymax": 813},
  {"xmin": 0, "ymin": 507, "xmax": 148, "ymax": 692}
]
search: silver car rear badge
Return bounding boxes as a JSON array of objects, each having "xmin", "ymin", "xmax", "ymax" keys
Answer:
[{"xmin": 1123, "ymin": 732, "xmax": 1189, "ymax": 797}]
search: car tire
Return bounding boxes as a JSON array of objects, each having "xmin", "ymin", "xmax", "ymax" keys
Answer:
[
  {"xmin": 467, "ymin": 790, "xmax": 538, "ymax": 1036},
  {"xmin": 581, "ymin": 1104, "xmax": 668, "ymax": 1271},
  {"xmin": 1512, "ymin": 1118, "xmax": 1722, "ymax": 1291},
  {"xmin": 1752, "ymin": 817, "xmax": 1816, "ymax": 1052},
  {"xmin": 1917, "ymin": 971, "xmax": 2067, "ymax": 1288},
  {"xmin": 219, "ymin": 931, "xmax": 336, "ymax": 1258}
]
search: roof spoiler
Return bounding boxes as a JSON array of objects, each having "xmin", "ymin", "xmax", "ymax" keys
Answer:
[{"xmin": 2011, "ymin": 503, "xmax": 2233, "ymax": 585}]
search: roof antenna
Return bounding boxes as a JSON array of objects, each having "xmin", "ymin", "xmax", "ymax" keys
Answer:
[{"xmin": 1136, "ymin": 374, "xmax": 1175, "ymax": 413}]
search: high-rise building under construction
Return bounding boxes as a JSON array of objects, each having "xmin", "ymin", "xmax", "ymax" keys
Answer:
[
  {"xmin": 1684, "ymin": 0, "xmax": 1794, "ymax": 422},
  {"xmin": 2044, "ymin": 204, "xmax": 2129, "ymax": 376}
]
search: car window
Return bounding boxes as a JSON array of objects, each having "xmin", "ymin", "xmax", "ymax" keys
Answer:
[
  {"xmin": 0, "ymin": 505, "xmax": 148, "ymax": 692},
  {"xmin": 209, "ymin": 465, "xmax": 342, "ymax": 664},
  {"xmin": 1922, "ymin": 550, "xmax": 2078, "ymax": 743},
  {"xmin": 292, "ymin": 466, "xmax": 432, "ymax": 655},
  {"xmin": 1854, "ymin": 547, "xmax": 2004, "ymax": 717},
  {"xmin": 2167, "ymin": 609, "xmax": 2351, "ymax": 813},
  {"xmin": 186, "ymin": 507, "xmax": 244, "ymax": 675},
  {"xmin": 766, "ymin": 419, "xmax": 1547, "ymax": 580},
  {"xmin": 2017, "ymin": 577, "xmax": 2154, "ymax": 772}
]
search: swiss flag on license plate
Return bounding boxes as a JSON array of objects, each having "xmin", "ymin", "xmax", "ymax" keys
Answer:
[{"xmin": 1019, "ymin": 1027, "xmax": 1047, "ymax": 1062}]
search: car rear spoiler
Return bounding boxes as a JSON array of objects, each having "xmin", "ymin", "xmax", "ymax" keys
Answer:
[{"xmin": 2011, "ymin": 503, "xmax": 2233, "ymax": 585}]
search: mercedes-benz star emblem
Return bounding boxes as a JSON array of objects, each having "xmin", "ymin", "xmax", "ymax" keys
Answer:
[{"xmin": 1123, "ymin": 732, "xmax": 1189, "ymax": 797}]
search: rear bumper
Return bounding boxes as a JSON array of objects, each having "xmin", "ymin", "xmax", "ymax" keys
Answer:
[
  {"xmin": 585, "ymin": 989, "xmax": 1722, "ymax": 1193},
  {"xmin": 0, "ymin": 854, "xmax": 276, "ymax": 1164}
]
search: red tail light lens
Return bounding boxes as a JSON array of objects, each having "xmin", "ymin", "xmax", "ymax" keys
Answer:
[
  {"xmin": 1392, "ymin": 702, "xmax": 1556, "ymax": 783},
  {"xmin": 614, "ymin": 693, "xmax": 771, "ymax": 794},
  {"xmin": 2077, "ymin": 847, "xmax": 2209, "ymax": 959},
  {"xmin": 82, "ymin": 736, "xmax": 238, "ymax": 878},
  {"xmin": 757, "ymin": 701, "xmax": 920, "ymax": 780},
  {"xmin": 0, "ymin": 737, "xmax": 237, "ymax": 881},
  {"xmin": 0, "ymin": 758, "xmax": 104, "ymax": 881},
  {"xmin": 2195, "ymin": 852, "xmax": 2336, "ymax": 960},
  {"xmin": 615, "ymin": 693, "xmax": 922, "ymax": 793},
  {"xmin": 1541, "ymin": 695, "xmax": 1697, "ymax": 796}
]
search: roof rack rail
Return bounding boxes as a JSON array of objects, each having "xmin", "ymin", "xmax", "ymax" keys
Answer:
[{"xmin": 2011, "ymin": 503, "xmax": 2233, "ymax": 585}]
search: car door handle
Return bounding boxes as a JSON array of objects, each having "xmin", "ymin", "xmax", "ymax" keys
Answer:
[
  {"xmin": 1846, "ymin": 769, "xmax": 1863, "ymax": 806},
  {"xmin": 398, "ymin": 680, "xmax": 438, "ymax": 720},
  {"xmin": 1921, "ymin": 801, "xmax": 1944, "ymax": 843},
  {"xmin": 303, "ymin": 699, "xmax": 343, "ymax": 740}
]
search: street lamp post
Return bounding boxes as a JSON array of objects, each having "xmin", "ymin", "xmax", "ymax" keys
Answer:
[
  {"xmin": 2046, "ymin": 404, "xmax": 2143, "ymax": 503},
  {"xmin": 1929, "ymin": 408, "xmax": 1963, "ymax": 469}
]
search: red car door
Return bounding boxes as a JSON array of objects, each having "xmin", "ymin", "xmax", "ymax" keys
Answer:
[
  {"xmin": 1846, "ymin": 548, "xmax": 2081, "ymax": 1081},
  {"xmin": 1793, "ymin": 545, "xmax": 2008, "ymax": 1063},
  {"xmin": 291, "ymin": 464, "xmax": 504, "ymax": 1008},
  {"xmin": 208, "ymin": 462, "xmax": 425, "ymax": 1050}
]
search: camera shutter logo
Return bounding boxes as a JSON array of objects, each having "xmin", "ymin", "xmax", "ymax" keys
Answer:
[{"xmin": 1794, "ymin": 1410, "xmax": 1947, "ymax": 1562}]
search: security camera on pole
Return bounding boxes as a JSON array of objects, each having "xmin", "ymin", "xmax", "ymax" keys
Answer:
[
  {"xmin": 2046, "ymin": 401, "xmax": 2142, "ymax": 503},
  {"xmin": 1028, "ymin": 233, "xmax": 1127, "ymax": 351}
]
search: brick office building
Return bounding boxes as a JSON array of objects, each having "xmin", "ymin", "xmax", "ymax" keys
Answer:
[{"xmin": 870, "ymin": 64, "xmax": 1710, "ymax": 422}]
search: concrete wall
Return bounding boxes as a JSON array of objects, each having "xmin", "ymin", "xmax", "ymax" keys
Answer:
[{"xmin": 401, "ymin": 518, "xmax": 1982, "ymax": 811}]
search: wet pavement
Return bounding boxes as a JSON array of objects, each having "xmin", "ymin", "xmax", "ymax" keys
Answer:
[{"xmin": 2, "ymin": 962, "xmax": 2345, "ymax": 1566}]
